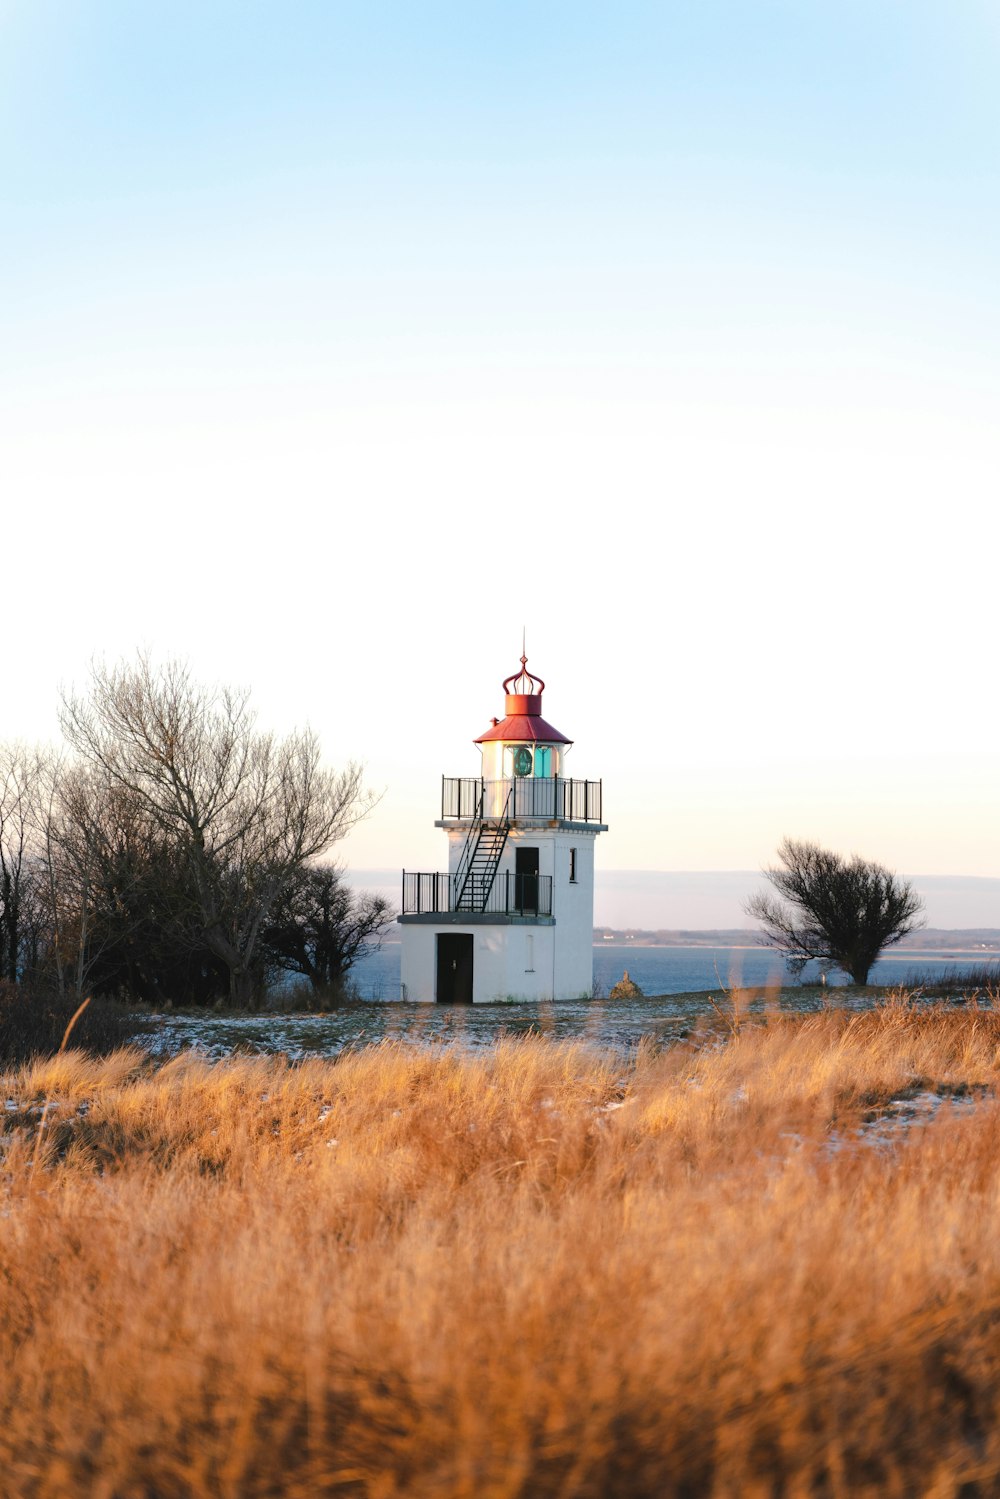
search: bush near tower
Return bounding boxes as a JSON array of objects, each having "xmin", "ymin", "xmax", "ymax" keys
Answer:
[{"xmin": 746, "ymin": 838, "xmax": 924, "ymax": 985}]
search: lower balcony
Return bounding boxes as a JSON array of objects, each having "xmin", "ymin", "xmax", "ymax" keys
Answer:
[{"xmin": 400, "ymin": 870, "xmax": 553, "ymax": 920}]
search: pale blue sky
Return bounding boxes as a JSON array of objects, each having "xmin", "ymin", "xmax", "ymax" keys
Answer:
[
  {"xmin": 3, "ymin": 3, "xmax": 999, "ymax": 885},
  {"xmin": 6, "ymin": 3, "xmax": 1000, "ymax": 335}
]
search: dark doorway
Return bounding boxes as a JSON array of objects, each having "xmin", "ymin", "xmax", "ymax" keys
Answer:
[
  {"xmin": 436, "ymin": 933, "xmax": 474, "ymax": 1003},
  {"xmin": 515, "ymin": 846, "xmax": 539, "ymax": 915}
]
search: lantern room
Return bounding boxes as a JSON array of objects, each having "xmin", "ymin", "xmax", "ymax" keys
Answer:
[{"xmin": 474, "ymin": 655, "xmax": 571, "ymax": 782}]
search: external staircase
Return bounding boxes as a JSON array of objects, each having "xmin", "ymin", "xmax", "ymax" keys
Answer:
[{"xmin": 453, "ymin": 786, "xmax": 512, "ymax": 912}]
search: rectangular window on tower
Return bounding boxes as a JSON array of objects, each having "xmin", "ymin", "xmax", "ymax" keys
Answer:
[{"xmin": 569, "ymin": 848, "xmax": 577, "ymax": 883}]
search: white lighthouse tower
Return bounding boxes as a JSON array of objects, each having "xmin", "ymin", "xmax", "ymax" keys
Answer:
[{"xmin": 399, "ymin": 651, "xmax": 607, "ymax": 1002}]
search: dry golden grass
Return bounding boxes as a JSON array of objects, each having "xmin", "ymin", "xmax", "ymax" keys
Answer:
[{"xmin": 4, "ymin": 1003, "xmax": 1000, "ymax": 1495}]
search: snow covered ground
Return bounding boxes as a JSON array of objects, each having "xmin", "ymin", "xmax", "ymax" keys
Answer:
[{"xmin": 132, "ymin": 988, "xmax": 961, "ymax": 1063}]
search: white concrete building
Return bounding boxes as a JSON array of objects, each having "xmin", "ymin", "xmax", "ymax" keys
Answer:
[{"xmin": 399, "ymin": 653, "xmax": 607, "ymax": 1002}]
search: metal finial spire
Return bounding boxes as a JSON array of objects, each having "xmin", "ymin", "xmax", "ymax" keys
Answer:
[{"xmin": 503, "ymin": 634, "xmax": 545, "ymax": 697}]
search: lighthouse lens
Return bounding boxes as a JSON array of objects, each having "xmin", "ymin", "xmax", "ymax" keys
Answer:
[{"xmin": 513, "ymin": 747, "xmax": 533, "ymax": 777}]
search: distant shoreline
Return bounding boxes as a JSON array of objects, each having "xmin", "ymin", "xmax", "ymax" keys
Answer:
[
  {"xmin": 380, "ymin": 928, "xmax": 1000, "ymax": 952},
  {"xmin": 593, "ymin": 927, "xmax": 1000, "ymax": 952}
]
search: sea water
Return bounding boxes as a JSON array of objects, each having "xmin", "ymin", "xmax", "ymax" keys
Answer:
[{"xmin": 348, "ymin": 943, "xmax": 999, "ymax": 1001}]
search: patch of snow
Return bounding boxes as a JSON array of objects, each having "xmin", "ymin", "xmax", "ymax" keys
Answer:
[
  {"xmin": 857, "ymin": 1090, "xmax": 978, "ymax": 1149},
  {"xmin": 826, "ymin": 1089, "xmax": 981, "ymax": 1155}
]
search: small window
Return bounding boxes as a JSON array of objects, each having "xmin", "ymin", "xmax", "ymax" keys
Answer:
[
  {"xmin": 569, "ymin": 848, "xmax": 577, "ymax": 883},
  {"xmin": 534, "ymin": 746, "xmax": 551, "ymax": 777}
]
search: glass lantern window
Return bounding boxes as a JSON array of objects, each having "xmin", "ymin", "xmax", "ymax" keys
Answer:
[{"xmin": 512, "ymin": 746, "xmax": 533, "ymax": 777}]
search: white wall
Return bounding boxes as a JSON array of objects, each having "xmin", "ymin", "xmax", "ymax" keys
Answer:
[
  {"xmin": 399, "ymin": 921, "xmax": 557, "ymax": 1002},
  {"xmin": 480, "ymin": 741, "xmax": 502, "ymax": 780},
  {"xmin": 399, "ymin": 922, "xmax": 438, "ymax": 1001},
  {"xmin": 551, "ymin": 830, "xmax": 597, "ymax": 998},
  {"xmin": 488, "ymin": 923, "xmax": 556, "ymax": 1001}
]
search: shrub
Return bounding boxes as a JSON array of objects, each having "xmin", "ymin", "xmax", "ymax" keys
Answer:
[
  {"xmin": 0, "ymin": 981, "xmax": 134, "ymax": 1063},
  {"xmin": 609, "ymin": 969, "xmax": 643, "ymax": 999}
]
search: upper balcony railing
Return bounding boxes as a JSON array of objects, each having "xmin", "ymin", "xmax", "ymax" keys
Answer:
[{"xmin": 441, "ymin": 776, "xmax": 602, "ymax": 824}]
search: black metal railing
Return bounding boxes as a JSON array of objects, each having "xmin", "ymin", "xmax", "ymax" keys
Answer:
[
  {"xmin": 402, "ymin": 871, "xmax": 553, "ymax": 917},
  {"xmin": 441, "ymin": 776, "xmax": 602, "ymax": 824},
  {"xmin": 442, "ymin": 777, "xmax": 484, "ymax": 820}
]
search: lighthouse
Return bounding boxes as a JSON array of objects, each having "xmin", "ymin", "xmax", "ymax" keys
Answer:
[{"xmin": 398, "ymin": 652, "xmax": 607, "ymax": 1002}]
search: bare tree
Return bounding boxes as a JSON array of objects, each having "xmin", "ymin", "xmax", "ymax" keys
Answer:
[
  {"xmin": 745, "ymin": 838, "xmax": 924, "ymax": 986},
  {"xmin": 35, "ymin": 760, "xmax": 169, "ymax": 999},
  {"xmin": 60, "ymin": 657, "xmax": 377, "ymax": 1007},
  {"xmin": 260, "ymin": 865, "xmax": 393, "ymax": 997},
  {"xmin": 0, "ymin": 744, "xmax": 42, "ymax": 985},
  {"xmin": 31, "ymin": 749, "xmax": 77, "ymax": 998}
]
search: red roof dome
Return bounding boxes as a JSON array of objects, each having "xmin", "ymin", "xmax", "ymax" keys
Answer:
[{"xmin": 474, "ymin": 654, "xmax": 572, "ymax": 746}]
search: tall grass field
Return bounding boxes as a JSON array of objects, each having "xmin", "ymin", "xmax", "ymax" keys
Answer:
[{"xmin": 4, "ymin": 1003, "xmax": 1000, "ymax": 1495}]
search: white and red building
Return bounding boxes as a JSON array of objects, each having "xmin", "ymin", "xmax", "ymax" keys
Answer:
[{"xmin": 398, "ymin": 653, "xmax": 607, "ymax": 1002}]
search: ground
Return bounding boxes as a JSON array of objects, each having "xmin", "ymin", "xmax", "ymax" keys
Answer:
[{"xmin": 3, "ymin": 1001, "xmax": 1000, "ymax": 1494}]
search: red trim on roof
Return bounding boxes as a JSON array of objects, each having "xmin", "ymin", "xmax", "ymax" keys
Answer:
[{"xmin": 474, "ymin": 714, "xmax": 572, "ymax": 745}]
